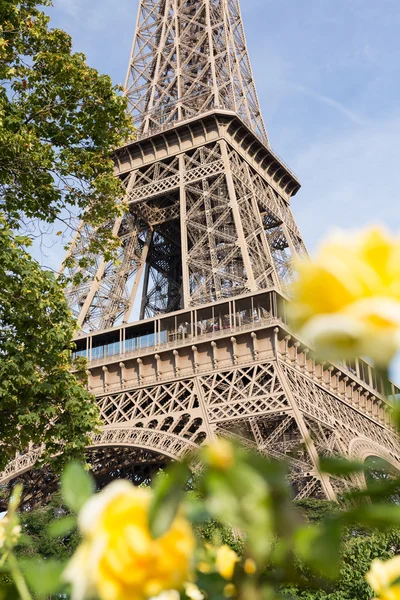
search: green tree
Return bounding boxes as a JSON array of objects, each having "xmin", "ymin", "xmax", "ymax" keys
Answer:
[
  {"xmin": 16, "ymin": 496, "xmax": 80, "ymax": 562},
  {"xmin": 283, "ymin": 529, "xmax": 400, "ymax": 600},
  {"xmin": 0, "ymin": 0, "xmax": 133, "ymax": 470},
  {"xmin": 0, "ymin": 0, "xmax": 132, "ymax": 259},
  {"xmin": 0, "ymin": 217, "xmax": 99, "ymax": 471},
  {"xmin": 281, "ymin": 501, "xmax": 400, "ymax": 600}
]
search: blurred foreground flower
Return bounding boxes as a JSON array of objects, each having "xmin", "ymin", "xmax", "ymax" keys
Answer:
[
  {"xmin": 64, "ymin": 480, "xmax": 195, "ymax": 600},
  {"xmin": 291, "ymin": 227, "xmax": 400, "ymax": 366},
  {"xmin": 0, "ymin": 485, "xmax": 22, "ymax": 559},
  {"xmin": 366, "ymin": 556, "xmax": 400, "ymax": 599},
  {"xmin": 216, "ymin": 545, "xmax": 239, "ymax": 580},
  {"xmin": 202, "ymin": 437, "xmax": 235, "ymax": 471},
  {"xmin": 0, "ymin": 515, "xmax": 21, "ymax": 553}
]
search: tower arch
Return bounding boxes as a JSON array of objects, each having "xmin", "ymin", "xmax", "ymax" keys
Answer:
[
  {"xmin": 349, "ymin": 437, "xmax": 400, "ymax": 475},
  {"xmin": 0, "ymin": 427, "xmax": 201, "ymax": 510}
]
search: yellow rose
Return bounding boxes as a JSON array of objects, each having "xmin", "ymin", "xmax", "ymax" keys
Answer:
[
  {"xmin": 216, "ymin": 545, "xmax": 239, "ymax": 580},
  {"xmin": 64, "ymin": 481, "xmax": 195, "ymax": 600},
  {"xmin": 202, "ymin": 438, "xmax": 235, "ymax": 471},
  {"xmin": 291, "ymin": 227, "xmax": 400, "ymax": 366},
  {"xmin": 366, "ymin": 557, "xmax": 400, "ymax": 599}
]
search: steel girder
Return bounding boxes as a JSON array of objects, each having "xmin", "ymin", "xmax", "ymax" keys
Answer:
[
  {"xmin": 62, "ymin": 137, "xmax": 305, "ymax": 334},
  {"xmin": 125, "ymin": 0, "xmax": 268, "ymax": 143}
]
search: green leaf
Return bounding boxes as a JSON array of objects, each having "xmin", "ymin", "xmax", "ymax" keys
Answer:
[
  {"xmin": 319, "ymin": 457, "xmax": 365, "ymax": 476},
  {"xmin": 347, "ymin": 504, "xmax": 400, "ymax": 529},
  {"xmin": 346, "ymin": 477, "xmax": 400, "ymax": 501},
  {"xmin": 47, "ymin": 515, "xmax": 77, "ymax": 538},
  {"xmin": 149, "ymin": 462, "xmax": 190, "ymax": 539},
  {"xmin": 22, "ymin": 559, "xmax": 65, "ymax": 597},
  {"xmin": 295, "ymin": 520, "xmax": 341, "ymax": 579},
  {"xmin": 61, "ymin": 461, "xmax": 94, "ymax": 514},
  {"xmin": 186, "ymin": 497, "xmax": 210, "ymax": 524},
  {"xmin": 205, "ymin": 471, "xmax": 241, "ymax": 527}
]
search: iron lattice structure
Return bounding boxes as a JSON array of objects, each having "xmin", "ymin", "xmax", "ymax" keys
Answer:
[
  {"xmin": 2, "ymin": 0, "xmax": 400, "ymax": 506},
  {"xmin": 125, "ymin": 0, "xmax": 268, "ymax": 143}
]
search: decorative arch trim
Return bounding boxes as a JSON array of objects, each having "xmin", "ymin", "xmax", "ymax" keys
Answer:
[
  {"xmin": 349, "ymin": 437, "xmax": 400, "ymax": 472},
  {"xmin": 0, "ymin": 427, "xmax": 200, "ymax": 486},
  {"xmin": 88, "ymin": 427, "xmax": 199, "ymax": 461}
]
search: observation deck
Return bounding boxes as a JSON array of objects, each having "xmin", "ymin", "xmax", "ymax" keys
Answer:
[{"xmin": 73, "ymin": 289, "xmax": 400, "ymax": 413}]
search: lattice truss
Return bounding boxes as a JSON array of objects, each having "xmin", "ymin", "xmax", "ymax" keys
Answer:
[
  {"xmin": 3, "ymin": 357, "xmax": 400, "ymax": 506},
  {"xmin": 62, "ymin": 140, "xmax": 305, "ymax": 332},
  {"xmin": 0, "ymin": 447, "xmax": 171, "ymax": 511},
  {"xmin": 158, "ymin": 362, "xmax": 395, "ymax": 498},
  {"xmin": 87, "ymin": 366, "xmax": 399, "ymax": 486},
  {"xmin": 125, "ymin": 0, "xmax": 268, "ymax": 142},
  {"xmin": 91, "ymin": 359, "xmax": 397, "ymax": 500}
]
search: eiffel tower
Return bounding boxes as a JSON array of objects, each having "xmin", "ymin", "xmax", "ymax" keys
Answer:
[{"xmin": 2, "ymin": 0, "xmax": 400, "ymax": 504}]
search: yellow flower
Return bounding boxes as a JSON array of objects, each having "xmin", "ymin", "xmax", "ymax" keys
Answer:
[
  {"xmin": 366, "ymin": 557, "xmax": 400, "ymax": 599},
  {"xmin": 216, "ymin": 545, "xmax": 239, "ymax": 581},
  {"xmin": 202, "ymin": 438, "xmax": 235, "ymax": 471},
  {"xmin": 197, "ymin": 561, "xmax": 211, "ymax": 574},
  {"xmin": 223, "ymin": 584, "xmax": 237, "ymax": 598},
  {"xmin": 291, "ymin": 227, "xmax": 400, "ymax": 366},
  {"xmin": 244, "ymin": 558, "xmax": 257, "ymax": 575},
  {"xmin": 64, "ymin": 481, "xmax": 195, "ymax": 600}
]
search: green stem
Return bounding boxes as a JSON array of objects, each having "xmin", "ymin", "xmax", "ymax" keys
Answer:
[
  {"xmin": 0, "ymin": 550, "xmax": 9, "ymax": 569},
  {"xmin": 8, "ymin": 552, "xmax": 33, "ymax": 600}
]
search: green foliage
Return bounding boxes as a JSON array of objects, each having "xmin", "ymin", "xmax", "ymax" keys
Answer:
[
  {"xmin": 196, "ymin": 519, "xmax": 245, "ymax": 556},
  {"xmin": 0, "ymin": 0, "xmax": 133, "ymax": 261},
  {"xmin": 284, "ymin": 529, "xmax": 400, "ymax": 600},
  {"xmin": 150, "ymin": 462, "xmax": 192, "ymax": 538},
  {"xmin": 282, "ymin": 501, "xmax": 400, "ymax": 599},
  {"xmin": 16, "ymin": 503, "xmax": 80, "ymax": 562},
  {"xmin": 0, "ymin": 218, "xmax": 99, "ymax": 469},
  {"xmin": 295, "ymin": 500, "xmax": 340, "ymax": 524},
  {"xmin": 4, "ymin": 479, "xmax": 400, "ymax": 600},
  {"xmin": 11, "ymin": 501, "xmax": 80, "ymax": 598}
]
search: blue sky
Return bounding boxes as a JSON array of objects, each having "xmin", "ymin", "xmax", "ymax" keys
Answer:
[{"xmin": 43, "ymin": 0, "xmax": 400, "ymax": 264}]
